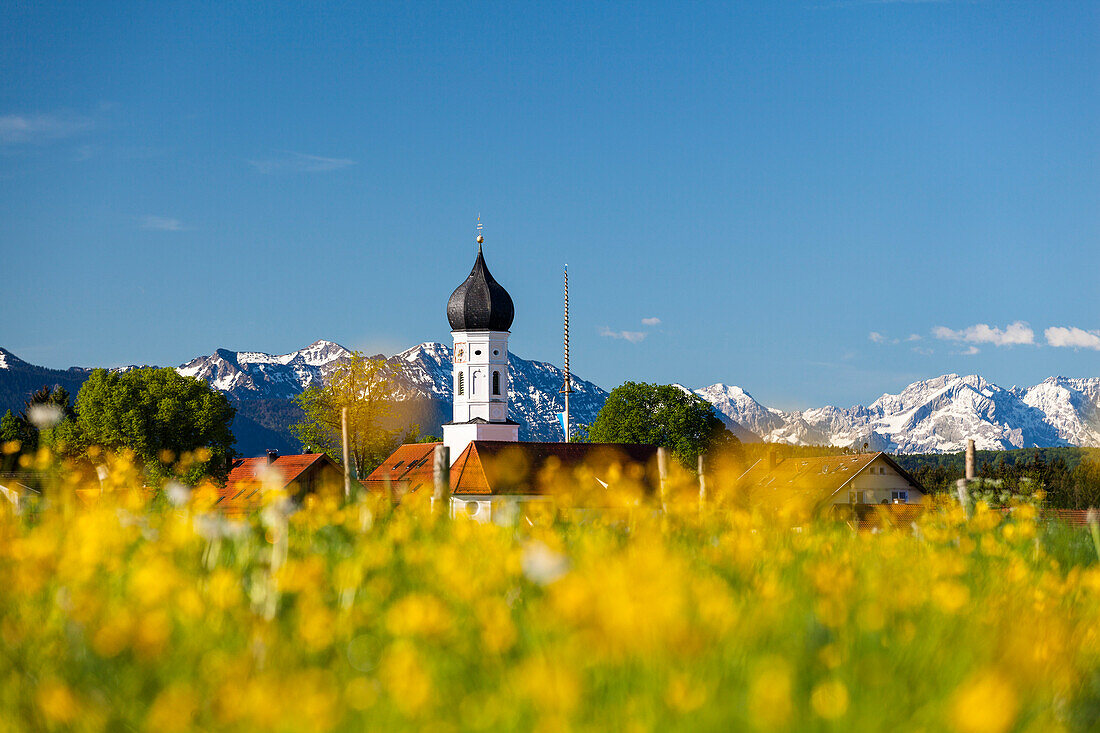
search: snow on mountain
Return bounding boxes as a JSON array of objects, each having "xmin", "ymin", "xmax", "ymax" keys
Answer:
[
  {"xmin": 695, "ymin": 373, "xmax": 1100, "ymax": 454},
  {"xmin": 692, "ymin": 383, "xmax": 780, "ymax": 442},
  {"xmin": 176, "ymin": 340, "xmax": 355, "ymax": 398},
  {"xmin": 1021, "ymin": 377, "xmax": 1100, "ymax": 447}
]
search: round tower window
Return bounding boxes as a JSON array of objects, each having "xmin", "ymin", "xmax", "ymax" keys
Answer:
[
  {"xmin": 474, "ymin": 350, "xmax": 482, "ymax": 356},
  {"xmin": 465, "ymin": 501, "xmax": 480, "ymax": 516},
  {"xmin": 493, "ymin": 350, "xmax": 499, "ymax": 355}
]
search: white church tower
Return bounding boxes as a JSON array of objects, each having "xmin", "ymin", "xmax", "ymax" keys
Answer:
[{"xmin": 442, "ymin": 225, "xmax": 520, "ymax": 458}]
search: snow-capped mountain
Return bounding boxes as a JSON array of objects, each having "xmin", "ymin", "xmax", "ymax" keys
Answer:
[
  {"xmin": 176, "ymin": 340, "xmax": 606, "ymax": 443},
  {"xmin": 176, "ymin": 340, "xmax": 353, "ymax": 399},
  {"xmin": 694, "ymin": 374, "xmax": 1100, "ymax": 454}
]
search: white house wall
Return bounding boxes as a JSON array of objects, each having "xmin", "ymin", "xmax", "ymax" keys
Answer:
[{"xmin": 827, "ymin": 456, "xmax": 924, "ymax": 506}]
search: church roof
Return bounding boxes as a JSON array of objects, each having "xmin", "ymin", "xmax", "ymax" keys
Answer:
[
  {"xmin": 451, "ymin": 441, "xmax": 659, "ymax": 496},
  {"xmin": 363, "ymin": 441, "xmax": 660, "ymax": 500},
  {"xmin": 447, "ymin": 245, "xmax": 514, "ymax": 332}
]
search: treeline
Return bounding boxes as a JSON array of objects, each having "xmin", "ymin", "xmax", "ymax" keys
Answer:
[{"xmin": 896, "ymin": 448, "xmax": 1100, "ymax": 510}]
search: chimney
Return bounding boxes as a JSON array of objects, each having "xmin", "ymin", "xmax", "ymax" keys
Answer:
[
  {"xmin": 267, "ymin": 449, "xmax": 279, "ymax": 464},
  {"xmin": 965, "ymin": 440, "xmax": 975, "ymax": 481}
]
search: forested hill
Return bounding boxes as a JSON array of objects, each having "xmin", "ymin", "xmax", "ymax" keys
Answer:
[{"xmin": 0, "ymin": 348, "xmax": 92, "ymax": 415}]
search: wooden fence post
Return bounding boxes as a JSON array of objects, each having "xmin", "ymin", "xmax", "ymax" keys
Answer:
[
  {"xmin": 657, "ymin": 447, "xmax": 669, "ymax": 512},
  {"xmin": 433, "ymin": 445, "xmax": 451, "ymax": 516},
  {"xmin": 698, "ymin": 453, "xmax": 707, "ymax": 513},
  {"xmin": 341, "ymin": 406, "xmax": 352, "ymax": 500}
]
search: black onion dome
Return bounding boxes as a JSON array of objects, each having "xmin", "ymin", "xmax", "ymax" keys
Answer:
[{"xmin": 447, "ymin": 245, "xmax": 515, "ymax": 331}]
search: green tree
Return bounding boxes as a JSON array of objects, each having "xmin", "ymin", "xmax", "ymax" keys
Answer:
[
  {"xmin": 69, "ymin": 368, "xmax": 236, "ymax": 484},
  {"xmin": 291, "ymin": 352, "xmax": 409, "ymax": 477},
  {"xmin": 586, "ymin": 381, "xmax": 738, "ymax": 468},
  {"xmin": 0, "ymin": 386, "xmax": 78, "ymax": 468}
]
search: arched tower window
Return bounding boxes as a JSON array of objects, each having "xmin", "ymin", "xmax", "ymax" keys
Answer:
[
  {"xmin": 493, "ymin": 371, "xmax": 501, "ymax": 395},
  {"xmin": 457, "ymin": 372, "xmax": 464, "ymax": 396}
]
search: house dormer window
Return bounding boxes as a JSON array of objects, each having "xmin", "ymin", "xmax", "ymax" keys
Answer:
[{"xmin": 891, "ymin": 490, "xmax": 908, "ymax": 503}]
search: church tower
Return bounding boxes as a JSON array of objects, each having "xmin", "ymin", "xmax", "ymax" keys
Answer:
[{"xmin": 442, "ymin": 226, "xmax": 520, "ymax": 458}]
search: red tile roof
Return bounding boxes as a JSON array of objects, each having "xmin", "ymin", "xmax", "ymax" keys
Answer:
[
  {"xmin": 219, "ymin": 453, "xmax": 333, "ymax": 508},
  {"xmin": 362, "ymin": 443, "xmax": 442, "ymax": 496}
]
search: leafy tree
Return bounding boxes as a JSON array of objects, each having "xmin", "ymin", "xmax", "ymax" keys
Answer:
[
  {"xmin": 586, "ymin": 381, "xmax": 739, "ymax": 468},
  {"xmin": 291, "ymin": 352, "xmax": 410, "ymax": 477},
  {"xmin": 68, "ymin": 368, "xmax": 236, "ymax": 484},
  {"xmin": 0, "ymin": 386, "xmax": 78, "ymax": 467}
]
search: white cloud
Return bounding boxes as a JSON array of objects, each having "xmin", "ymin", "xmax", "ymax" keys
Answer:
[
  {"xmin": 140, "ymin": 215, "xmax": 185, "ymax": 231},
  {"xmin": 905, "ymin": 334, "xmax": 922, "ymax": 342},
  {"xmin": 932, "ymin": 321, "xmax": 1034, "ymax": 347},
  {"xmin": 912, "ymin": 346, "xmax": 933, "ymax": 356},
  {"xmin": 248, "ymin": 152, "xmax": 356, "ymax": 174},
  {"xmin": 599, "ymin": 326, "xmax": 646, "ymax": 343},
  {"xmin": 0, "ymin": 113, "xmax": 92, "ymax": 145},
  {"xmin": 1045, "ymin": 326, "xmax": 1100, "ymax": 351},
  {"xmin": 962, "ymin": 346, "xmax": 980, "ymax": 356},
  {"xmin": 868, "ymin": 331, "xmax": 886, "ymax": 343},
  {"xmin": 641, "ymin": 317, "xmax": 661, "ymax": 327}
]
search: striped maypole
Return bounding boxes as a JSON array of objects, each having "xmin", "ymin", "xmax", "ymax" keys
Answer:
[{"xmin": 560, "ymin": 265, "xmax": 573, "ymax": 441}]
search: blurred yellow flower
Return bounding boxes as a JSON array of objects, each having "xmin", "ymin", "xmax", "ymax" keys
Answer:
[
  {"xmin": 949, "ymin": 670, "xmax": 1018, "ymax": 733},
  {"xmin": 811, "ymin": 678, "xmax": 849, "ymax": 720},
  {"xmin": 748, "ymin": 658, "xmax": 792, "ymax": 729}
]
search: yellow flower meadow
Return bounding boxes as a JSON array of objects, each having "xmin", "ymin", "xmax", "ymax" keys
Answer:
[{"xmin": 0, "ymin": 453, "xmax": 1098, "ymax": 731}]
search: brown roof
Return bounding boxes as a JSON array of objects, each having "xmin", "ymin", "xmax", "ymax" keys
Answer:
[{"xmin": 451, "ymin": 441, "xmax": 659, "ymax": 496}]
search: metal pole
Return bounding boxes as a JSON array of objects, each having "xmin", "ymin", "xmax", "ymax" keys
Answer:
[
  {"xmin": 561, "ymin": 265, "xmax": 572, "ymax": 442},
  {"xmin": 341, "ymin": 406, "xmax": 351, "ymax": 500}
]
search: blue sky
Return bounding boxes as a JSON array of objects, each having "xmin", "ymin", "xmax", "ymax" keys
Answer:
[{"xmin": 1, "ymin": 1, "xmax": 1097, "ymax": 409}]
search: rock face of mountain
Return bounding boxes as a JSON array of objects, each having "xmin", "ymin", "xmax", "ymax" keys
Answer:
[{"xmin": 694, "ymin": 374, "xmax": 1100, "ymax": 454}]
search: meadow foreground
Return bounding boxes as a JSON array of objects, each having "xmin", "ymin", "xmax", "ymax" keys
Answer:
[{"xmin": 1, "ymin": 453, "xmax": 1098, "ymax": 732}]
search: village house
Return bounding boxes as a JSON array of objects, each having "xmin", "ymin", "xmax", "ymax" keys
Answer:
[
  {"xmin": 218, "ymin": 450, "xmax": 345, "ymax": 515},
  {"xmin": 738, "ymin": 451, "xmax": 927, "ymax": 516}
]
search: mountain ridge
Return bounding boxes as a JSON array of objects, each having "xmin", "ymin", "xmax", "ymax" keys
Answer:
[
  {"xmin": 694, "ymin": 373, "xmax": 1100, "ymax": 454},
  {"xmin": 4, "ymin": 343, "xmax": 1100, "ymax": 456}
]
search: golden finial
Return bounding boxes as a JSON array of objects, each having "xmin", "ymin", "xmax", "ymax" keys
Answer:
[{"xmin": 476, "ymin": 214, "xmax": 484, "ymax": 245}]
